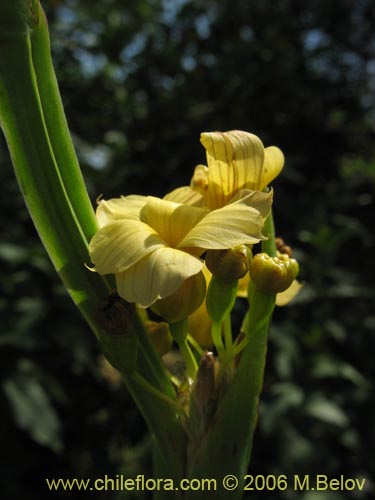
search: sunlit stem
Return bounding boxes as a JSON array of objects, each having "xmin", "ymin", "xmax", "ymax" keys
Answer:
[
  {"xmin": 223, "ymin": 315, "xmax": 233, "ymax": 351},
  {"xmin": 206, "ymin": 277, "xmax": 238, "ymax": 360},
  {"xmin": 187, "ymin": 334, "xmax": 204, "ymax": 358},
  {"xmin": 262, "ymin": 208, "xmax": 277, "ymax": 257},
  {"xmin": 170, "ymin": 319, "xmax": 198, "ymax": 380},
  {"xmin": 211, "ymin": 321, "xmax": 225, "ymax": 359},
  {"xmin": 219, "ymin": 335, "xmax": 249, "ymax": 380}
]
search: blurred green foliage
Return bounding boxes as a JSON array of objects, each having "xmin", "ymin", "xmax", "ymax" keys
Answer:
[{"xmin": 0, "ymin": 0, "xmax": 373, "ymax": 498}]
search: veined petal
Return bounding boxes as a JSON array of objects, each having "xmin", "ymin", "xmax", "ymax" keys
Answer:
[
  {"xmin": 141, "ymin": 196, "xmax": 208, "ymax": 247},
  {"xmin": 178, "ymin": 203, "xmax": 265, "ymax": 250},
  {"xmin": 89, "ymin": 219, "xmax": 165, "ymax": 274},
  {"xmin": 261, "ymin": 146, "xmax": 284, "ymax": 190},
  {"xmin": 200, "ymin": 130, "xmax": 265, "ymax": 209},
  {"xmin": 96, "ymin": 195, "xmax": 147, "ymax": 227},
  {"xmin": 115, "ymin": 247, "xmax": 203, "ymax": 307},
  {"xmin": 229, "ymin": 188, "xmax": 273, "ymax": 220},
  {"xmin": 164, "ymin": 186, "xmax": 205, "ymax": 207}
]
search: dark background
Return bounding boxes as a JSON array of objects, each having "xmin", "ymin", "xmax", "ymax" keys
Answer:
[{"xmin": 0, "ymin": 0, "xmax": 373, "ymax": 498}]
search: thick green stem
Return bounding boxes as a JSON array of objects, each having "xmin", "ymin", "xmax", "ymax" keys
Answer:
[
  {"xmin": 211, "ymin": 321, "xmax": 225, "ymax": 359},
  {"xmin": 185, "ymin": 290, "xmax": 276, "ymax": 499},
  {"xmin": 262, "ymin": 208, "xmax": 277, "ymax": 257},
  {"xmin": 170, "ymin": 319, "xmax": 198, "ymax": 381},
  {"xmin": 184, "ymin": 211, "xmax": 278, "ymax": 499},
  {"xmin": 0, "ymin": 30, "xmax": 109, "ymax": 330}
]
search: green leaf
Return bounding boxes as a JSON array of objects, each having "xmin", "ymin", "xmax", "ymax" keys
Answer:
[
  {"xmin": 304, "ymin": 396, "xmax": 349, "ymax": 427},
  {"xmin": 29, "ymin": 3, "xmax": 99, "ymax": 241},
  {"xmin": 0, "ymin": 9, "xmax": 109, "ymax": 331},
  {"xmin": 3, "ymin": 371, "xmax": 63, "ymax": 452}
]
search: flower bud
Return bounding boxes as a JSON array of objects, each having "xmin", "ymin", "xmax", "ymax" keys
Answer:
[
  {"xmin": 145, "ymin": 321, "xmax": 173, "ymax": 356},
  {"xmin": 250, "ymin": 252, "xmax": 299, "ymax": 294},
  {"xmin": 189, "ymin": 352, "xmax": 217, "ymax": 439},
  {"xmin": 275, "ymin": 236, "xmax": 293, "ymax": 257},
  {"xmin": 205, "ymin": 245, "xmax": 252, "ymax": 283},
  {"xmin": 151, "ymin": 271, "xmax": 206, "ymax": 323}
]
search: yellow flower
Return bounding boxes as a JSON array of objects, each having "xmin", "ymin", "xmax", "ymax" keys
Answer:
[
  {"xmin": 165, "ymin": 130, "xmax": 284, "ymax": 209},
  {"xmin": 89, "ymin": 192, "xmax": 272, "ymax": 308},
  {"xmin": 171, "ymin": 130, "xmax": 293, "ymax": 346}
]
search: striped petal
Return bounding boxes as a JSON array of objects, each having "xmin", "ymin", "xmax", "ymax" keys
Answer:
[
  {"xmin": 229, "ymin": 189, "xmax": 273, "ymax": 220},
  {"xmin": 178, "ymin": 202, "xmax": 266, "ymax": 250},
  {"xmin": 164, "ymin": 186, "xmax": 205, "ymax": 206},
  {"xmin": 200, "ymin": 131, "xmax": 265, "ymax": 209},
  {"xmin": 89, "ymin": 219, "xmax": 165, "ymax": 274},
  {"xmin": 115, "ymin": 247, "xmax": 203, "ymax": 307}
]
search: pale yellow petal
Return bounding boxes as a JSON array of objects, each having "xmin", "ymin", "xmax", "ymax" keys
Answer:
[
  {"xmin": 178, "ymin": 203, "xmax": 265, "ymax": 250},
  {"xmin": 141, "ymin": 196, "xmax": 208, "ymax": 247},
  {"xmin": 260, "ymin": 146, "xmax": 285, "ymax": 190},
  {"xmin": 276, "ymin": 280, "xmax": 303, "ymax": 306},
  {"xmin": 200, "ymin": 130, "xmax": 265, "ymax": 209},
  {"xmin": 96, "ymin": 195, "xmax": 147, "ymax": 227},
  {"xmin": 229, "ymin": 188, "xmax": 273, "ymax": 220},
  {"xmin": 115, "ymin": 247, "xmax": 203, "ymax": 307},
  {"xmin": 188, "ymin": 264, "xmax": 214, "ymax": 347},
  {"xmin": 164, "ymin": 186, "xmax": 205, "ymax": 207},
  {"xmin": 89, "ymin": 219, "xmax": 165, "ymax": 274}
]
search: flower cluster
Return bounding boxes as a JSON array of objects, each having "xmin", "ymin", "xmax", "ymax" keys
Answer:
[{"xmin": 89, "ymin": 130, "xmax": 286, "ymax": 324}]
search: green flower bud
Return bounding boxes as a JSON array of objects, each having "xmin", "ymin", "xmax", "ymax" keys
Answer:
[
  {"xmin": 250, "ymin": 253, "xmax": 299, "ymax": 294},
  {"xmin": 151, "ymin": 271, "xmax": 206, "ymax": 323},
  {"xmin": 205, "ymin": 245, "xmax": 252, "ymax": 283},
  {"xmin": 145, "ymin": 321, "xmax": 173, "ymax": 356}
]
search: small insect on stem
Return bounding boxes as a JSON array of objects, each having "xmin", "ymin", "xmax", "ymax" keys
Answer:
[{"xmin": 95, "ymin": 291, "xmax": 136, "ymax": 335}]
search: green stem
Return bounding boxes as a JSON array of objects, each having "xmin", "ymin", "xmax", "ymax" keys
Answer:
[
  {"xmin": 223, "ymin": 315, "xmax": 233, "ymax": 351},
  {"xmin": 132, "ymin": 311, "xmax": 177, "ymax": 400},
  {"xmin": 122, "ymin": 371, "xmax": 186, "ymax": 485},
  {"xmin": 211, "ymin": 321, "xmax": 225, "ymax": 359},
  {"xmin": 131, "ymin": 373, "xmax": 184, "ymax": 414},
  {"xmin": 187, "ymin": 334, "xmax": 204, "ymax": 358},
  {"xmin": 185, "ymin": 290, "xmax": 276, "ymax": 499},
  {"xmin": 262, "ymin": 208, "xmax": 277, "ymax": 257},
  {"xmin": 179, "ymin": 339, "xmax": 198, "ymax": 381},
  {"xmin": 206, "ymin": 277, "xmax": 238, "ymax": 360},
  {"xmin": 170, "ymin": 319, "xmax": 198, "ymax": 380}
]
